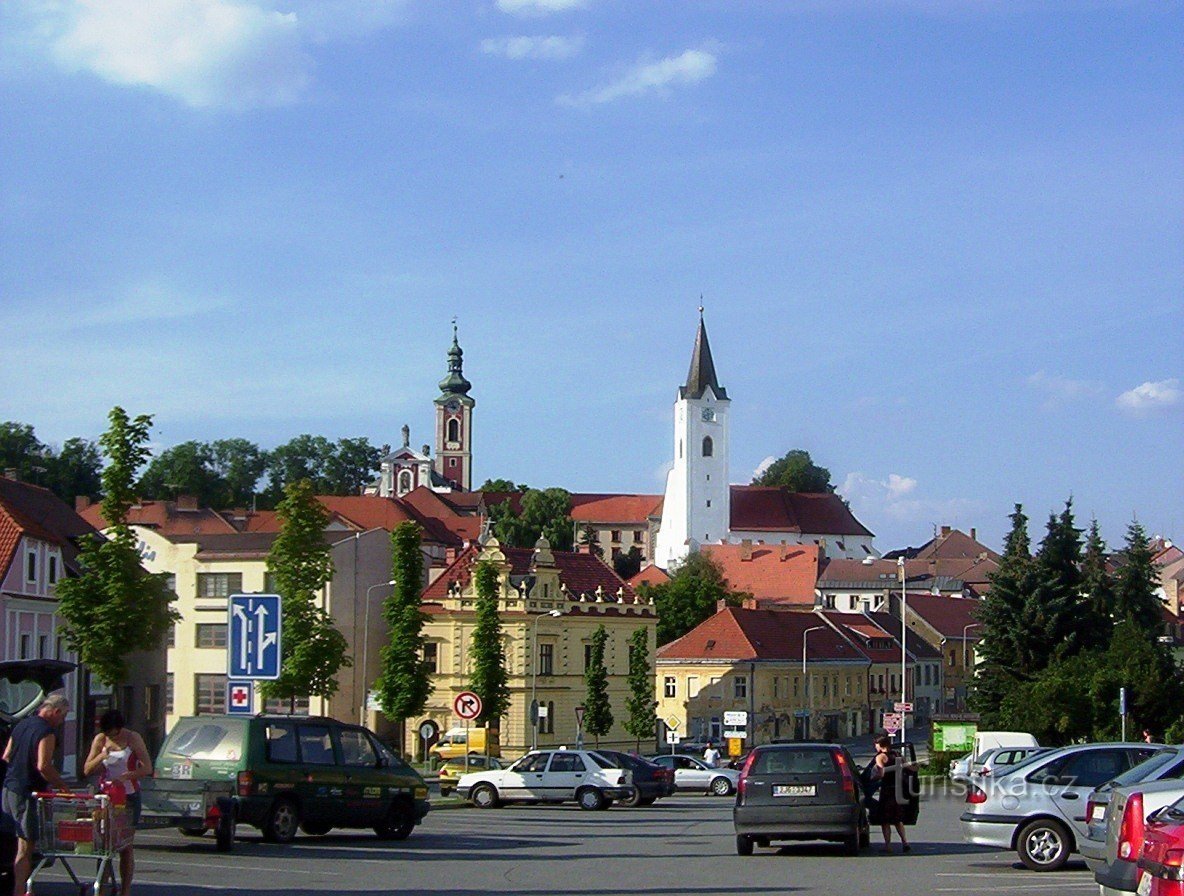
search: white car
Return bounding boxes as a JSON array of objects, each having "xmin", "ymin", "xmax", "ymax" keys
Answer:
[
  {"xmin": 456, "ymin": 749, "xmax": 633, "ymax": 810},
  {"xmin": 648, "ymin": 754, "xmax": 741, "ymax": 796},
  {"xmin": 949, "ymin": 752, "xmax": 973, "ymax": 783}
]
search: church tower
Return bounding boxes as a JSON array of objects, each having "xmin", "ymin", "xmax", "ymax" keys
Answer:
[
  {"xmin": 433, "ymin": 324, "xmax": 475, "ymax": 490},
  {"xmin": 655, "ymin": 312, "xmax": 731, "ymax": 570}
]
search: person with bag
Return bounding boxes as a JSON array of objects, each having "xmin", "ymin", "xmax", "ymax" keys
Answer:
[
  {"xmin": 83, "ymin": 710, "xmax": 152, "ymax": 896},
  {"xmin": 868, "ymin": 734, "xmax": 914, "ymax": 854}
]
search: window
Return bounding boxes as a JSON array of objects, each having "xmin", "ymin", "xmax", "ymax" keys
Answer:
[
  {"xmin": 197, "ymin": 573, "xmax": 242, "ymax": 598},
  {"xmin": 145, "ymin": 684, "xmax": 161, "ymax": 723},
  {"xmin": 166, "ymin": 673, "xmax": 174, "ymax": 715},
  {"xmin": 19, "ymin": 635, "xmax": 30, "ymax": 660},
  {"xmin": 540, "ymin": 701, "xmax": 555, "ymax": 735},
  {"xmin": 949, "ymin": 649, "xmax": 956, "ymax": 666},
  {"xmin": 688, "ymin": 676, "xmax": 700, "ymax": 698},
  {"xmin": 702, "ymin": 436, "xmax": 713, "ymax": 457},
  {"xmin": 706, "ymin": 500, "xmax": 711, "ymax": 508},
  {"xmin": 167, "ymin": 625, "xmax": 175, "ymax": 648},
  {"xmin": 824, "ymin": 595, "xmax": 836, "ymax": 609},
  {"xmin": 264, "ymin": 572, "xmax": 277, "ymax": 593},
  {"xmin": 679, "ymin": 439, "xmax": 683, "ymax": 459},
  {"xmin": 447, "ymin": 418, "xmax": 460, "ymax": 442},
  {"xmin": 549, "ymin": 753, "xmax": 586, "ymax": 773},
  {"xmin": 733, "ymin": 676, "xmax": 748, "ymax": 699},
  {"xmin": 610, "ymin": 530, "xmax": 621, "ymax": 543},
  {"xmin": 297, "ymin": 725, "xmax": 336, "ymax": 765},
  {"xmin": 845, "ymin": 676, "xmax": 852, "ymax": 697},
  {"xmin": 196, "ymin": 624, "xmax": 228, "ymax": 648},
  {"xmin": 877, "ymin": 674, "xmax": 885, "ymax": 692},
  {"xmin": 26, "ymin": 551, "xmax": 36, "ymax": 583},
  {"xmin": 583, "ymin": 644, "xmax": 593, "ymax": 672},
  {"xmin": 37, "ymin": 635, "xmax": 47, "ymax": 659},
  {"xmin": 539, "ymin": 643, "xmax": 554, "ymax": 677},
  {"xmin": 266, "ymin": 721, "xmax": 298, "ymax": 763},
  {"xmin": 423, "ymin": 642, "xmax": 438, "ymax": 673},
  {"xmin": 338, "ymin": 728, "xmax": 378, "ymax": 767},
  {"xmin": 914, "ymin": 666, "xmax": 921, "ymax": 685},
  {"xmin": 633, "ymin": 530, "xmax": 644, "ymax": 543},
  {"xmin": 822, "ymin": 678, "xmax": 829, "ymax": 697},
  {"xmin": 793, "ymin": 677, "xmax": 799, "ymax": 698},
  {"xmin": 449, "ymin": 458, "xmax": 457, "ymax": 468},
  {"xmin": 194, "ymin": 674, "xmax": 228, "ymax": 715},
  {"xmin": 399, "ymin": 471, "xmax": 412, "ymax": 493},
  {"xmin": 664, "ymin": 676, "xmax": 676, "ymax": 698},
  {"xmin": 773, "ymin": 676, "xmax": 780, "ymax": 699},
  {"xmin": 517, "ymin": 753, "xmax": 550, "ymax": 773},
  {"xmin": 48, "ymin": 556, "xmax": 57, "ymax": 585},
  {"xmin": 264, "ymin": 695, "xmax": 310, "ymax": 715},
  {"xmin": 56, "ymin": 636, "xmax": 64, "ymax": 659}
]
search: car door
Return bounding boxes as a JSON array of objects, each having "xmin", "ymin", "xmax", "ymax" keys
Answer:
[
  {"xmin": 335, "ymin": 726, "xmax": 385, "ymax": 825},
  {"xmin": 295, "ymin": 722, "xmax": 347, "ymax": 826},
  {"xmin": 1048, "ymin": 748, "xmax": 1132, "ymax": 837},
  {"xmin": 544, "ymin": 752, "xmax": 590, "ymax": 802},
  {"xmin": 674, "ymin": 755, "xmax": 711, "ymax": 790},
  {"xmin": 498, "ymin": 752, "xmax": 552, "ymax": 802}
]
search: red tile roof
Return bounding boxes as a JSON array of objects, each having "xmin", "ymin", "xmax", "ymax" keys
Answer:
[
  {"xmin": 819, "ymin": 612, "xmax": 903, "ymax": 663},
  {"xmin": 628, "ymin": 564, "xmax": 670, "ymax": 588},
  {"xmin": 904, "ymin": 593, "xmax": 983, "ymax": 639},
  {"xmin": 657, "ymin": 607, "xmax": 865, "ymax": 663},
  {"xmin": 700, "ymin": 542, "xmax": 819, "ymax": 606},
  {"xmin": 79, "ymin": 499, "xmax": 238, "ymax": 536},
  {"xmin": 729, "ymin": 487, "xmax": 874, "ymax": 538},
  {"xmin": 912, "ymin": 528, "xmax": 1001, "ymax": 562},
  {"xmin": 0, "ymin": 477, "xmax": 99, "ymax": 577},
  {"xmin": 569, "ymin": 494, "xmax": 663, "ymax": 523}
]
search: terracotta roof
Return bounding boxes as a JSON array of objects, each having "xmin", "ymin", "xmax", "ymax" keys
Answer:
[
  {"xmin": 818, "ymin": 557, "xmax": 908, "ymax": 588},
  {"xmin": 729, "ymin": 487, "xmax": 873, "ymax": 538},
  {"xmin": 1154, "ymin": 545, "xmax": 1183, "ymax": 567},
  {"xmin": 904, "ymin": 593, "xmax": 982, "ymax": 639},
  {"xmin": 819, "ymin": 611, "xmax": 909, "ymax": 664},
  {"xmin": 700, "ymin": 542, "xmax": 819, "ymax": 606},
  {"xmin": 316, "ymin": 496, "xmax": 418, "ymax": 532},
  {"xmin": 657, "ymin": 607, "xmax": 865, "ymax": 663},
  {"xmin": 421, "ymin": 543, "xmax": 640, "ymax": 606},
  {"xmin": 818, "ymin": 555, "xmax": 999, "ymax": 590},
  {"xmin": 0, "ymin": 477, "xmax": 98, "ymax": 577},
  {"xmin": 569, "ymin": 494, "xmax": 663, "ymax": 523},
  {"xmin": 628, "ymin": 564, "xmax": 670, "ymax": 588},
  {"xmin": 79, "ymin": 499, "xmax": 239, "ymax": 536},
  {"xmin": 867, "ymin": 611, "xmax": 943, "ymax": 659}
]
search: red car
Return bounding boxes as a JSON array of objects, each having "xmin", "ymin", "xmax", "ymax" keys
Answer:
[{"xmin": 1138, "ymin": 801, "xmax": 1184, "ymax": 896}]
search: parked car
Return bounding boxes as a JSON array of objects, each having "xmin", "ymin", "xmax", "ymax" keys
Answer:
[
  {"xmin": 649, "ymin": 753, "xmax": 740, "ymax": 796},
  {"xmin": 591, "ymin": 750, "xmax": 676, "ymax": 807},
  {"xmin": 1089, "ymin": 779, "xmax": 1184, "ymax": 895},
  {"xmin": 1082, "ymin": 747, "xmax": 1184, "ymax": 871},
  {"xmin": 428, "ymin": 726, "xmax": 498, "ymax": 764},
  {"xmin": 733, "ymin": 742, "xmax": 868, "ymax": 856},
  {"xmin": 1138, "ymin": 795, "xmax": 1184, "ymax": 896},
  {"xmin": 961, "ymin": 742, "xmax": 1159, "ymax": 871},
  {"xmin": 456, "ymin": 749, "xmax": 632, "ymax": 810},
  {"xmin": 971, "ymin": 731, "xmax": 1039, "ymax": 762},
  {"xmin": 949, "ymin": 752, "xmax": 973, "ymax": 783},
  {"xmin": 154, "ymin": 714, "xmax": 430, "ymax": 844},
  {"xmin": 438, "ymin": 755, "xmax": 502, "ymax": 797},
  {"xmin": 972, "ymin": 746, "xmax": 1049, "ymax": 779}
]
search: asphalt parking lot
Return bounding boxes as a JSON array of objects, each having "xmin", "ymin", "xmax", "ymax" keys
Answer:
[{"xmin": 25, "ymin": 789, "xmax": 1097, "ymax": 895}]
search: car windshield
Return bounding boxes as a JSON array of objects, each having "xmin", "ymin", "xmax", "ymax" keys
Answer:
[
  {"xmin": 996, "ymin": 749, "xmax": 1061, "ymax": 779},
  {"xmin": 1101, "ymin": 748, "xmax": 1180, "ymax": 791},
  {"xmin": 162, "ymin": 720, "xmax": 245, "ymax": 762}
]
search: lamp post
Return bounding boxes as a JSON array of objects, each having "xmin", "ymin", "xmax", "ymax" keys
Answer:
[
  {"xmin": 897, "ymin": 556, "xmax": 907, "ymax": 745},
  {"xmin": 359, "ymin": 580, "xmax": 395, "ymax": 725},
  {"xmin": 962, "ymin": 622, "xmax": 982, "ymax": 710},
  {"xmin": 531, "ymin": 609, "xmax": 563, "ymax": 750},
  {"xmin": 802, "ymin": 626, "xmax": 825, "ymax": 740}
]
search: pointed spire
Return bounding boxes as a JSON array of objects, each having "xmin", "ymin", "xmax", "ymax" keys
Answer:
[
  {"xmin": 437, "ymin": 319, "xmax": 473, "ymax": 397},
  {"xmin": 680, "ymin": 308, "xmax": 727, "ymax": 400}
]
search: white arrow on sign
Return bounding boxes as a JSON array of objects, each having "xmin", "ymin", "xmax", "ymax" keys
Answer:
[
  {"xmin": 232, "ymin": 604, "xmax": 251, "ymax": 672},
  {"xmin": 255, "ymin": 602, "xmax": 277, "ymax": 669}
]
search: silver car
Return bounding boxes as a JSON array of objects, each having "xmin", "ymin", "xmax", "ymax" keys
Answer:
[
  {"xmin": 972, "ymin": 746, "xmax": 1049, "ymax": 780},
  {"xmin": 961, "ymin": 742, "xmax": 1158, "ymax": 871},
  {"xmin": 1081, "ymin": 746, "xmax": 1184, "ymax": 871},
  {"xmin": 649, "ymin": 753, "xmax": 740, "ymax": 796},
  {"xmin": 1090, "ymin": 778, "xmax": 1184, "ymax": 895}
]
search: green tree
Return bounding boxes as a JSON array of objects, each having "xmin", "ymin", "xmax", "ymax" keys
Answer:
[
  {"xmin": 137, "ymin": 440, "xmax": 221, "ymax": 505},
  {"xmin": 613, "ymin": 545, "xmax": 643, "ymax": 580},
  {"xmin": 751, "ymin": 449, "xmax": 834, "ymax": 492},
  {"xmin": 469, "ymin": 560, "xmax": 510, "ymax": 726},
  {"xmin": 260, "ymin": 479, "xmax": 351, "ymax": 705},
  {"xmin": 45, "ymin": 437, "xmax": 102, "ymax": 504},
  {"xmin": 623, "ymin": 627, "xmax": 656, "ymax": 750},
  {"xmin": 1113, "ymin": 520, "xmax": 1164, "ymax": 638},
  {"xmin": 210, "ymin": 438, "xmax": 268, "ymax": 507},
  {"xmin": 1081, "ymin": 519, "xmax": 1116, "ymax": 650},
  {"xmin": 641, "ymin": 552, "xmax": 746, "ymax": 646},
  {"xmin": 326, "ymin": 437, "xmax": 382, "ymax": 496},
  {"xmin": 490, "ymin": 487, "xmax": 574, "ymax": 551},
  {"xmin": 583, "ymin": 625, "xmax": 613, "ymax": 747},
  {"xmin": 375, "ymin": 522, "xmax": 433, "ymax": 730},
  {"xmin": 478, "ymin": 478, "xmax": 525, "ymax": 492},
  {"xmin": 263, "ymin": 434, "xmax": 336, "ymax": 504},
  {"xmin": 0, "ymin": 421, "xmax": 48, "ymax": 484},
  {"xmin": 1025, "ymin": 499, "xmax": 1088, "ymax": 662},
  {"xmin": 55, "ymin": 407, "xmax": 178, "ymax": 685},
  {"xmin": 579, "ymin": 524, "xmax": 604, "ymax": 559}
]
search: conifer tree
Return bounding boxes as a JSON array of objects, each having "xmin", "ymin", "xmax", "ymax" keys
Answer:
[
  {"xmin": 623, "ymin": 627, "xmax": 656, "ymax": 750},
  {"xmin": 1025, "ymin": 499, "xmax": 1086, "ymax": 663},
  {"xmin": 375, "ymin": 521, "xmax": 432, "ymax": 730},
  {"xmin": 469, "ymin": 560, "xmax": 510, "ymax": 726},
  {"xmin": 583, "ymin": 624, "xmax": 613, "ymax": 747},
  {"xmin": 1113, "ymin": 520, "xmax": 1164, "ymax": 638},
  {"xmin": 1080, "ymin": 519, "xmax": 1116, "ymax": 650}
]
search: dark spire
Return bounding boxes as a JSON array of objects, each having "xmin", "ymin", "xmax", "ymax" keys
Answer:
[
  {"xmin": 680, "ymin": 308, "xmax": 727, "ymax": 400},
  {"xmin": 437, "ymin": 319, "xmax": 472, "ymax": 397}
]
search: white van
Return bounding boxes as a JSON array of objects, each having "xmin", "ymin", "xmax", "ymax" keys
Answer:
[{"xmin": 972, "ymin": 731, "xmax": 1038, "ymax": 762}]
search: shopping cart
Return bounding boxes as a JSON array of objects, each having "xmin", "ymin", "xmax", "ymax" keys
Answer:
[{"xmin": 25, "ymin": 791, "xmax": 133, "ymax": 896}]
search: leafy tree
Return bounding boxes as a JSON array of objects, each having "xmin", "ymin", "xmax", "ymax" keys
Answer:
[
  {"xmin": 751, "ymin": 449, "xmax": 834, "ymax": 493},
  {"xmin": 263, "ymin": 434, "xmax": 336, "ymax": 503},
  {"xmin": 326, "ymin": 437, "xmax": 382, "ymax": 496},
  {"xmin": 583, "ymin": 625, "xmax": 613, "ymax": 747},
  {"xmin": 1112, "ymin": 520, "xmax": 1164, "ymax": 638},
  {"xmin": 260, "ymin": 479, "xmax": 351, "ymax": 705},
  {"xmin": 478, "ymin": 478, "xmax": 525, "ymax": 492},
  {"xmin": 641, "ymin": 552, "xmax": 747, "ymax": 645},
  {"xmin": 137, "ymin": 440, "xmax": 221, "ymax": 505},
  {"xmin": 579, "ymin": 524, "xmax": 604, "ymax": 559},
  {"xmin": 490, "ymin": 487, "xmax": 574, "ymax": 551},
  {"xmin": 210, "ymin": 438, "xmax": 268, "ymax": 507},
  {"xmin": 469, "ymin": 560, "xmax": 510, "ymax": 726},
  {"xmin": 613, "ymin": 545, "xmax": 643, "ymax": 580},
  {"xmin": 1081, "ymin": 519, "xmax": 1116, "ymax": 650},
  {"xmin": 623, "ymin": 627, "xmax": 656, "ymax": 750},
  {"xmin": 375, "ymin": 522, "xmax": 433, "ymax": 729},
  {"xmin": 45, "ymin": 437, "xmax": 102, "ymax": 504},
  {"xmin": 0, "ymin": 421, "xmax": 48, "ymax": 483},
  {"xmin": 55, "ymin": 407, "xmax": 178, "ymax": 685}
]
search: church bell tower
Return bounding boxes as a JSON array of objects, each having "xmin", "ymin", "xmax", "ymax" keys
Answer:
[{"xmin": 433, "ymin": 323, "xmax": 475, "ymax": 490}]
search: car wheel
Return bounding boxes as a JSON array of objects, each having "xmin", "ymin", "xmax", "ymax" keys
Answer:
[
  {"xmin": 471, "ymin": 783, "xmax": 500, "ymax": 809},
  {"xmin": 215, "ymin": 814, "xmax": 236, "ymax": 852},
  {"xmin": 375, "ymin": 801, "xmax": 415, "ymax": 841},
  {"xmin": 1017, "ymin": 818, "xmax": 1072, "ymax": 871},
  {"xmin": 622, "ymin": 786, "xmax": 644, "ymax": 808},
  {"xmin": 262, "ymin": 799, "xmax": 300, "ymax": 844},
  {"xmin": 736, "ymin": 835, "xmax": 754, "ymax": 856},
  {"xmin": 710, "ymin": 776, "xmax": 733, "ymax": 796},
  {"xmin": 300, "ymin": 821, "xmax": 331, "ymax": 836},
  {"xmin": 843, "ymin": 827, "xmax": 861, "ymax": 856},
  {"xmin": 859, "ymin": 812, "xmax": 871, "ymax": 848},
  {"xmin": 638, "ymin": 797, "xmax": 657, "ymax": 807},
  {"xmin": 577, "ymin": 787, "xmax": 606, "ymax": 811},
  {"xmin": 180, "ymin": 828, "xmax": 206, "ymax": 838}
]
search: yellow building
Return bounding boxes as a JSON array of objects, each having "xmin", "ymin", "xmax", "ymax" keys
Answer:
[{"xmin": 406, "ymin": 538, "xmax": 657, "ymax": 758}]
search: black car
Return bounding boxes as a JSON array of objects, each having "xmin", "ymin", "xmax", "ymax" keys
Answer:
[
  {"xmin": 733, "ymin": 742, "xmax": 869, "ymax": 856},
  {"xmin": 592, "ymin": 750, "xmax": 676, "ymax": 807}
]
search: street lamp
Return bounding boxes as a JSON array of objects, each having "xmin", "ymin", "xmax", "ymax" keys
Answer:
[
  {"xmin": 359, "ymin": 580, "xmax": 395, "ymax": 725},
  {"xmin": 897, "ymin": 556, "xmax": 907, "ymax": 745},
  {"xmin": 531, "ymin": 609, "xmax": 563, "ymax": 750},
  {"xmin": 802, "ymin": 626, "xmax": 825, "ymax": 740}
]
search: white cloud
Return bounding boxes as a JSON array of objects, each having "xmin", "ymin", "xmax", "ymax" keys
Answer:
[
  {"xmin": 1027, "ymin": 370, "xmax": 1105, "ymax": 409},
  {"xmin": 839, "ymin": 471, "xmax": 981, "ymax": 526},
  {"xmin": 480, "ymin": 34, "xmax": 583, "ymax": 60},
  {"xmin": 496, "ymin": 0, "xmax": 586, "ymax": 17},
  {"xmin": 560, "ymin": 48, "xmax": 716, "ymax": 106},
  {"xmin": 1116, "ymin": 379, "xmax": 1182, "ymax": 415},
  {"xmin": 752, "ymin": 455, "xmax": 776, "ymax": 480},
  {"xmin": 884, "ymin": 474, "xmax": 917, "ymax": 499}
]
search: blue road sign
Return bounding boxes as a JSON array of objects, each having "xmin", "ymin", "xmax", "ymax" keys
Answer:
[
  {"xmin": 227, "ymin": 680, "xmax": 254, "ymax": 714},
  {"xmin": 228, "ymin": 594, "xmax": 282, "ymax": 680}
]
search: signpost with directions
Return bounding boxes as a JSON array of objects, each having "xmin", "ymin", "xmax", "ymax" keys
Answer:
[{"xmin": 227, "ymin": 594, "xmax": 282, "ymax": 680}]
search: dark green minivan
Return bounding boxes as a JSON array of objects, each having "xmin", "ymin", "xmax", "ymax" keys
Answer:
[{"xmin": 156, "ymin": 715, "xmax": 430, "ymax": 843}]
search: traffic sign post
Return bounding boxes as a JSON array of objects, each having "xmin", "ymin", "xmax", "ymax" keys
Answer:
[
  {"xmin": 893, "ymin": 702, "xmax": 913, "ymax": 714},
  {"xmin": 226, "ymin": 680, "xmax": 253, "ymax": 714},
  {"xmin": 453, "ymin": 692, "xmax": 483, "ymax": 774},
  {"xmin": 227, "ymin": 594, "xmax": 282, "ymax": 680},
  {"xmin": 883, "ymin": 712, "xmax": 903, "ymax": 736}
]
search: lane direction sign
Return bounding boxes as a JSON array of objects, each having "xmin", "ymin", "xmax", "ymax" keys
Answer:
[
  {"xmin": 453, "ymin": 691, "xmax": 482, "ymax": 721},
  {"xmin": 228, "ymin": 594, "xmax": 282, "ymax": 680}
]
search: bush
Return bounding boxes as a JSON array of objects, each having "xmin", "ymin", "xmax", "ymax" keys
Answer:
[{"xmin": 922, "ymin": 750, "xmax": 965, "ymax": 778}]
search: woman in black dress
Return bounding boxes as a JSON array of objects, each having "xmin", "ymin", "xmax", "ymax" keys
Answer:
[{"xmin": 870, "ymin": 735, "xmax": 912, "ymax": 854}]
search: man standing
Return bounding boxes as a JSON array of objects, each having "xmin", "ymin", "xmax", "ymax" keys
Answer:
[
  {"xmin": 2, "ymin": 694, "xmax": 70, "ymax": 896},
  {"xmin": 703, "ymin": 741, "xmax": 721, "ymax": 768}
]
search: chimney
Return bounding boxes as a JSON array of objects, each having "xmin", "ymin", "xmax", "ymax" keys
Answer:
[
  {"xmin": 177, "ymin": 494, "xmax": 199, "ymax": 511},
  {"xmin": 818, "ymin": 538, "xmax": 827, "ymax": 560},
  {"xmin": 444, "ymin": 547, "xmax": 458, "ymax": 566},
  {"xmin": 576, "ymin": 542, "xmax": 593, "ymax": 555},
  {"xmin": 970, "ymin": 527, "xmax": 977, "ymax": 541},
  {"xmin": 740, "ymin": 539, "xmax": 753, "ymax": 562},
  {"xmin": 940, "ymin": 525, "xmax": 951, "ymax": 537},
  {"xmin": 75, "ymin": 496, "xmax": 92, "ymax": 512}
]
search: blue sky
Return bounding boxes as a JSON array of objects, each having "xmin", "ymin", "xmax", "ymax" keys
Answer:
[{"xmin": 2, "ymin": 0, "xmax": 1181, "ymax": 553}]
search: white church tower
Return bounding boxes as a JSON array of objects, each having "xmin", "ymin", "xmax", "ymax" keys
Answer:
[{"xmin": 655, "ymin": 312, "xmax": 731, "ymax": 570}]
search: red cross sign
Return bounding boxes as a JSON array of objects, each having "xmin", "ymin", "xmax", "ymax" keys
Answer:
[{"xmin": 227, "ymin": 680, "xmax": 254, "ymax": 715}]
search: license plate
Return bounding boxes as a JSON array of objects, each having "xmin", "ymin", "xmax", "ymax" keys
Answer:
[
  {"xmin": 1137, "ymin": 871, "xmax": 1152, "ymax": 896},
  {"xmin": 773, "ymin": 784, "xmax": 815, "ymax": 797},
  {"xmin": 172, "ymin": 761, "xmax": 193, "ymax": 780}
]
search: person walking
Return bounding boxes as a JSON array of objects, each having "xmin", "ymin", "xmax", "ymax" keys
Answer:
[
  {"xmin": 702, "ymin": 742, "xmax": 721, "ymax": 768},
  {"xmin": 1, "ymin": 694, "xmax": 71, "ymax": 896},
  {"xmin": 84, "ymin": 710, "xmax": 152, "ymax": 896},
  {"xmin": 870, "ymin": 734, "xmax": 912, "ymax": 854},
  {"xmin": 1143, "ymin": 729, "xmax": 1154, "ymax": 744}
]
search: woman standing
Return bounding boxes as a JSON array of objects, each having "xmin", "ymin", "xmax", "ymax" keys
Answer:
[
  {"xmin": 870, "ymin": 735, "xmax": 912, "ymax": 854},
  {"xmin": 83, "ymin": 710, "xmax": 152, "ymax": 896}
]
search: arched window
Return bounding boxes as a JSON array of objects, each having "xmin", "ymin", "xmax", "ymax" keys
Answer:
[
  {"xmin": 447, "ymin": 418, "xmax": 460, "ymax": 442},
  {"xmin": 702, "ymin": 436, "xmax": 713, "ymax": 457},
  {"xmin": 398, "ymin": 471, "xmax": 412, "ymax": 493}
]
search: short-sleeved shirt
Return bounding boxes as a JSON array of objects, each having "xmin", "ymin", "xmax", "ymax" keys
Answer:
[{"xmin": 3, "ymin": 715, "xmax": 54, "ymax": 796}]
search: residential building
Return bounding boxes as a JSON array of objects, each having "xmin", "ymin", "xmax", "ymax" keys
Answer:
[
  {"xmin": 569, "ymin": 493, "xmax": 662, "ymax": 564},
  {"xmin": 890, "ymin": 591, "xmax": 982, "ymax": 712}
]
